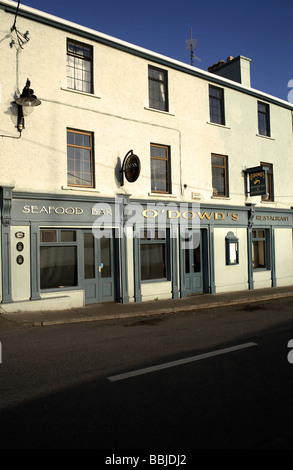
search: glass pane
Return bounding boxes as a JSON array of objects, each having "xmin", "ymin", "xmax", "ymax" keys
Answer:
[
  {"xmin": 61, "ymin": 231, "xmax": 76, "ymax": 242},
  {"xmin": 141, "ymin": 244, "xmax": 166, "ymax": 280},
  {"xmin": 193, "ymin": 245, "xmax": 201, "ymax": 273},
  {"xmin": 212, "ymin": 155, "xmax": 225, "ymax": 166},
  {"xmin": 252, "ymin": 240, "xmax": 265, "ymax": 269},
  {"xmin": 151, "ymin": 158, "xmax": 168, "ymax": 192},
  {"xmin": 84, "ymin": 233, "xmax": 95, "ymax": 279},
  {"xmin": 40, "ymin": 230, "xmax": 57, "ymax": 243},
  {"xmin": 67, "ymin": 132, "xmax": 74, "ymax": 145},
  {"xmin": 185, "ymin": 248, "xmax": 190, "ymax": 274},
  {"xmin": 40, "ymin": 246, "xmax": 77, "ymax": 289},
  {"xmin": 212, "ymin": 166, "xmax": 226, "ymax": 196},
  {"xmin": 101, "ymin": 236, "xmax": 111, "ymax": 278}
]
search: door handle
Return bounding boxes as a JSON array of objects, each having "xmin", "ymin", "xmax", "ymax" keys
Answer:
[{"xmin": 99, "ymin": 263, "xmax": 104, "ymax": 273}]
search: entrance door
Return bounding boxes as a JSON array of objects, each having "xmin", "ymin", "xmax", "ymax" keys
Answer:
[
  {"xmin": 182, "ymin": 229, "xmax": 203, "ymax": 295},
  {"xmin": 83, "ymin": 229, "xmax": 115, "ymax": 304}
]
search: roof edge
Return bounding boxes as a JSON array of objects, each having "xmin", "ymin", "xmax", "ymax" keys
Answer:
[{"xmin": 1, "ymin": 0, "xmax": 293, "ymax": 110}]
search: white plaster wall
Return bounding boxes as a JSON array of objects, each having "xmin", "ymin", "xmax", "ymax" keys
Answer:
[
  {"xmin": 125, "ymin": 227, "xmax": 135, "ymax": 302},
  {"xmin": 275, "ymin": 229, "xmax": 293, "ymax": 287},
  {"xmin": 10, "ymin": 226, "xmax": 30, "ymax": 301},
  {"xmin": 214, "ymin": 227, "xmax": 248, "ymax": 293},
  {"xmin": 141, "ymin": 281, "xmax": 172, "ymax": 301},
  {"xmin": 253, "ymin": 270, "xmax": 272, "ymax": 289}
]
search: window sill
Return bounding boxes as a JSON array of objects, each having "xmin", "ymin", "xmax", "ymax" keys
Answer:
[
  {"xmin": 253, "ymin": 268, "xmax": 271, "ymax": 272},
  {"xmin": 259, "ymin": 200, "xmax": 276, "ymax": 205},
  {"xmin": 148, "ymin": 192, "xmax": 177, "ymax": 198},
  {"xmin": 256, "ymin": 133, "xmax": 275, "ymax": 141},
  {"xmin": 211, "ymin": 196, "xmax": 231, "ymax": 200},
  {"xmin": 206, "ymin": 121, "xmax": 230, "ymax": 129},
  {"xmin": 61, "ymin": 87, "xmax": 101, "ymax": 99},
  {"xmin": 62, "ymin": 186, "xmax": 100, "ymax": 193},
  {"xmin": 141, "ymin": 278, "xmax": 170, "ymax": 284},
  {"xmin": 144, "ymin": 106, "xmax": 175, "ymax": 116}
]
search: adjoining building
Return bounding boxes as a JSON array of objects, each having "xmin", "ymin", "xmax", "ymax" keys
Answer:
[{"xmin": 1, "ymin": 0, "xmax": 293, "ymax": 313}]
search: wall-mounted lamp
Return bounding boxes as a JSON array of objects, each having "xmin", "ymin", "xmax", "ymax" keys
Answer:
[{"xmin": 15, "ymin": 78, "xmax": 41, "ymax": 132}]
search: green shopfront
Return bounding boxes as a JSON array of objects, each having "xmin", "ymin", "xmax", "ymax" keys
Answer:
[{"xmin": 1, "ymin": 187, "xmax": 293, "ymax": 312}]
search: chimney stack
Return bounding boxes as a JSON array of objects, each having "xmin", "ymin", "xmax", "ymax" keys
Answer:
[{"xmin": 208, "ymin": 55, "xmax": 251, "ymax": 87}]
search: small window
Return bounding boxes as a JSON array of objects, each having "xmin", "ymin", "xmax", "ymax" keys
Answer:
[
  {"xmin": 260, "ymin": 162, "xmax": 274, "ymax": 202},
  {"xmin": 151, "ymin": 144, "xmax": 171, "ymax": 194},
  {"xmin": 212, "ymin": 154, "xmax": 228, "ymax": 197},
  {"xmin": 67, "ymin": 39, "xmax": 93, "ymax": 94},
  {"xmin": 258, "ymin": 102, "xmax": 270, "ymax": 137},
  {"xmin": 252, "ymin": 229, "xmax": 270, "ymax": 270},
  {"xmin": 148, "ymin": 66, "xmax": 169, "ymax": 112},
  {"xmin": 67, "ymin": 129, "xmax": 94, "ymax": 188},
  {"xmin": 209, "ymin": 85, "xmax": 225, "ymax": 125}
]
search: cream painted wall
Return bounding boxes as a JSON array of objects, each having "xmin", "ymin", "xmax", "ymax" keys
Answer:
[
  {"xmin": 253, "ymin": 270, "xmax": 272, "ymax": 289},
  {"xmin": 10, "ymin": 226, "xmax": 30, "ymax": 301},
  {"xmin": 0, "ymin": 5, "xmax": 293, "ymax": 211},
  {"xmin": 275, "ymin": 229, "xmax": 293, "ymax": 287},
  {"xmin": 214, "ymin": 227, "xmax": 248, "ymax": 293},
  {"xmin": 141, "ymin": 281, "xmax": 172, "ymax": 301}
]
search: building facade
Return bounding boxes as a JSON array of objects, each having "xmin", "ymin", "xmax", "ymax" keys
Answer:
[{"xmin": 1, "ymin": 0, "xmax": 293, "ymax": 313}]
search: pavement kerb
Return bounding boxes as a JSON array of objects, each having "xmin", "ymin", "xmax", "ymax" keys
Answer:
[{"xmin": 33, "ymin": 291, "xmax": 293, "ymax": 327}]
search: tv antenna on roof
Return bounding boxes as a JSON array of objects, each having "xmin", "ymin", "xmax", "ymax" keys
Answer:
[{"xmin": 185, "ymin": 27, "xmax": 201, "ymax": 66}]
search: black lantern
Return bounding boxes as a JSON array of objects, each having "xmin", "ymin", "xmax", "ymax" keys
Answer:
[
  {"xmin": 15, "ymin": 79, "xmax": 41, "ymax": 133},
  {"xmin": 16, "ymin": 79, "xmax": 41, "ymax": 107}
]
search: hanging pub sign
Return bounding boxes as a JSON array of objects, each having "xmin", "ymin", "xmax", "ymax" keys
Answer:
[
  {"xmin": 249, "ymin": 170, "xmax": 267, "ymax": 196},
  {"xmin": 244, "ymin": 166, "xmax": 267, "ymax": 197},
  {"xmin": 121, "ymin": 150, "xmax": 141, "ymax": 185}
]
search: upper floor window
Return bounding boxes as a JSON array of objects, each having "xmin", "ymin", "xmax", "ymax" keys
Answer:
[
  {"xmin": 258, "ymin": 101, "xmax": 270, "ymax": 137},
  {"xmin": 209, "ymin": 85, "xmax": 225, "ymax": 125},
  {"xmin": 67, "ymin": 129, "xmax": 94, "ymax": 188},
  {"xmin": 211, "ymin": 154, "xmax": 228, "ymax": 197},
  {"xmin": 67, "ymin": 39, "xmax": 93, "ymax": 94},
  {"xmin": 148, "ymin": 66, "xmax": 169, "ymax": 112},
  {"xmin": 261, "ymin": 162, "xmax": 274, "ymax": 202},
  {"xmin": 150, "ymin": 144, "xmax": 171, "ymax": 194}
]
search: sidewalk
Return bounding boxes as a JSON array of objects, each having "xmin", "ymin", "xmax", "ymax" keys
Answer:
[{"xmin": 2, "ymin": 285, "xmax": 293, "ymax": 327}]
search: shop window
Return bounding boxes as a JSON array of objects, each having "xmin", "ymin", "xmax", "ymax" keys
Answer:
[
  {"xmin": 140, "ymin": 229, "xmax": 170, "ymax": 281},
  {"xmin": 148, "ymin": 66, "xmax": 169, "ymax": 112},
  {"xmin": 67, "ymin": 39, "xmax": 93, "ymax": 94},
  {"xmin": 252, "ymin": 229, "xmax": 270, "ymax": 270},
  {"xmin": 67, "ymin": 129, "xmax": 94, "ymax": 188},
  {"xmin": 209, "ymin": 85, "xmax": 225, "ymax": 125},
  {"xmin": 150, "ymin": 144, "xmax": 171, "ymax": 193},
  {"xmin": 40, "ymin": 229, "xmax": 78, "ymax": 289}
]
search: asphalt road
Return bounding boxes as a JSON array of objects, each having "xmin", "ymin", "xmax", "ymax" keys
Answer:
[{"xmin": 1, "ymin": 297, "xmax": 293, "ymax": 450}]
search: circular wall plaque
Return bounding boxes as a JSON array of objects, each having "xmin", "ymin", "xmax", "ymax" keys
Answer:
[
  {"xmin": 15, "ymin": 231, "xmax": 25, "ymax": 239},
  {"xmin": 124, "ymin": 152, "xmax": 141, "ymax": 183}
]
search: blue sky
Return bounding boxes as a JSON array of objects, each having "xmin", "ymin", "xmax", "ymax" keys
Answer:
[{"xmin": 18, "ymin": 0, "xmax": 293, "ymax": 100}]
